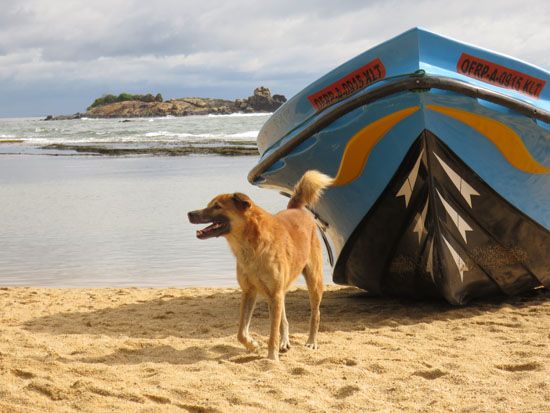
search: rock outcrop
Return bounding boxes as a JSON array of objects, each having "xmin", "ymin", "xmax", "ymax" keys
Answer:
[
  {"xmin": 235, "ymin": 87, "xmax": 287, "ymax": 113},
  {"xmin": 44, "ymin": 113, "xmax": 85, "ymax": 121},
  {"xmin": 44, "ymin": 87, "xmax": 287, "ymax": 120}
]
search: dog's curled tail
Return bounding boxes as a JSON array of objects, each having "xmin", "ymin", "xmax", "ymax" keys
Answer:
[{"xmin": 287, "ymin": 170, "xmax": 333, "ymax": 209}]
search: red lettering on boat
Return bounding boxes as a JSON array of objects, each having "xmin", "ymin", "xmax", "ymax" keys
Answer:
[
  {"xmin": 308, "ymin": 58, "xmax": 386, "ymax": 111},
  {"xmin": 457, "ymin": 53, "xmax": 545, "ymax": 98}
]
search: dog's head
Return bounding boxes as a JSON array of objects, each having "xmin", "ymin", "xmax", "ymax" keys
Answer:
[{"xmin": 187, "ymin": 192, "xmax": 252, "ymax": 239}]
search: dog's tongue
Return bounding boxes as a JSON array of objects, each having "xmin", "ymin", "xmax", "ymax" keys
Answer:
[{"xmin": 196, "ymin": 222, "xmax": 223, "ymax": 239}]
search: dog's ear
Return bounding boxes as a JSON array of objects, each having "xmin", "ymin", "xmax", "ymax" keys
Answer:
[{"xmin": 232, "ymin": 193, "xmax": 251, "ymax": 211}]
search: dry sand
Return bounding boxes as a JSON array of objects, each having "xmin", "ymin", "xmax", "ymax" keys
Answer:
[{"xmin": 0, "ymin": 285, "xmax": 548, "ymax": 412}]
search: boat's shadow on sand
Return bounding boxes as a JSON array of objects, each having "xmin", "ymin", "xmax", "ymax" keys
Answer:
[{"xmin": 22, "ymin": 287, "xmax": 548, "ymax": 365}]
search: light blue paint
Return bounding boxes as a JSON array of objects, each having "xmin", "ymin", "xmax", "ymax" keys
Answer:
[
  {"xmin": 257, "ymin": 28, "xmax": 549, "ymax": 157},
  {"xmin": 252, "ymin": 28, "xmax": 550, "ymax": 259}
]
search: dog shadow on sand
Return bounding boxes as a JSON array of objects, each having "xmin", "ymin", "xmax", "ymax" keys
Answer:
[{"xmin": 22, "ymin": 286, "xmax": 548, "ymax": 366}]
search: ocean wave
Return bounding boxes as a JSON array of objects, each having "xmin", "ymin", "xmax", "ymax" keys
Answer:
[
  {"xmin": 0, "ymin": 115, "xmax": 264, "ymax": 151},
  {"xmin": 18, "ymin": 130, "xmax": 259, "ymax": 145},
  {"xmin": 144, "ymin": 131, "xmax": 201, "ymax": 138},
  {"xmin": 144, "ymin": 130, "xmax": 259, "ymax": 140},
  {"xmin": 206, "ymin": 112, "xmax": 271, "ymax": 118},
  {"xmin": 21, "ymin": 137, "xmax": 144, "ymax": 145},
  {"xmin": 226, "ymin": 130, "xmax": 259, "ymax": 138}
]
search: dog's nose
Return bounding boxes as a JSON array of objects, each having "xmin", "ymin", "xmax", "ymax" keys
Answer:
[{"xmin": 187, "ymin": 211, "xmax": 199, "ymax": 223}]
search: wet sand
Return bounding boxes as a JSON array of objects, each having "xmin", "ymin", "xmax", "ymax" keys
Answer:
[{"xmin": 0, "ymin": 286, "xmax": 548, "ymax": 412}]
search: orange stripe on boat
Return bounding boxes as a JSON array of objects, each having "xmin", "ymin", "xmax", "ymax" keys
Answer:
[
  {"xmin": 333, "ymin": 106, "xmax": 420, "ymax": 186},
  {"xmin": 427, "ymin": 104, "xmax": 550, "ymax": 174}
]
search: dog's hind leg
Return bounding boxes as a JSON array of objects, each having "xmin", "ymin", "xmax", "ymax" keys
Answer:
[
  {"xmin": 279, "ymin": 300, "xmax": 291, "ymax": 352},
  {"xmin": 303, "ymin": 238, "xmax": 324, "ymax": 349},
  {"xmin": 267, "ymin": 293, "xmax": 284, "ymax": 361},
  {"xmin": 237, "ymin": 289, "xmax": 260, "ymax": 352}
]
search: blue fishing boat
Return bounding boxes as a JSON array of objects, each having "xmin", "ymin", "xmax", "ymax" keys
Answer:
[{"xmin": 248, "ymin": 28, "xmax": 549, "ymax": 304}]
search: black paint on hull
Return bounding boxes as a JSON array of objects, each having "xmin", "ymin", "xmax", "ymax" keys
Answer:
[{"xmin": 333, "ymin": 130, "xmax": 549, "ymax": 305}]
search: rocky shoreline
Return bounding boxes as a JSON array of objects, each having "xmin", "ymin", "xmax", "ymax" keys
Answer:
[
  {"xmin": 40, "ymin": 143, "xmax": 259, "ymax": 156},
  {"xmin": 45, "ymin": 87, "xmax": 285, "ymax": 120}
]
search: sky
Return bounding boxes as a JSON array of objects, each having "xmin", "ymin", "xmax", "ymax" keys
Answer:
[{"xmin": 1, "ymin": 0, "xmax": 549, "ymax": 117}]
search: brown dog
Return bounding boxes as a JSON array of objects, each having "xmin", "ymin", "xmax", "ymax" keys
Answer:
[{"xmin": 188, "ymin": 170, "xmax": 332, "ymax": 361}]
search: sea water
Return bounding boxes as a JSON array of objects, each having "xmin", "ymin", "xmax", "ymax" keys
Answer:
[
  {"xmin": 0, "ymin": 115, "xmax": 332, "ymax": 287},
  {"xmin": 0, "ymin": 114, "xmax": 268, "ymax": 155}
]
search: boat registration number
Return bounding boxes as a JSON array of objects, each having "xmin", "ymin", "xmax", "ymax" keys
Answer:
[
  {"xmin": 308, "ymin": 58, "xmax": 386, "ymax": 111},
  {"xmin": 456, "ymin": 53, "xmax": 546, "ymax": 98}
]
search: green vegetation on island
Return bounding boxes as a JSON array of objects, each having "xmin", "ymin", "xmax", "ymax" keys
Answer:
[{"xmin": 87, "ymin": 93, "xmax": 163, "ymax": 110}]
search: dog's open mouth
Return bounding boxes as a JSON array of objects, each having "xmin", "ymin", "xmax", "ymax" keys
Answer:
[
  {"xmin": 188, "ymin": 210, "xmax": 230, "ymax": 239},
  {"xmin": 196, "ymin": 220, "xmax": 230, "ymax": 239}
]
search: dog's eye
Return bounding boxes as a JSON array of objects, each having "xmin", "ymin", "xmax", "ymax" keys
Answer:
[{"xmin": 213, "ymin": 204, "xmax": 221, "ymax": 209}]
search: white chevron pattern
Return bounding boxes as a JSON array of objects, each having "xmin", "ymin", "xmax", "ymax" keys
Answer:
[
  {"xmin": 442, "ymin": 236, "xmax": 468, "ymax": 282},
  {"xmin": 413, "ymin": 199, "xmax": 429, "ymax": 244},
  {"xmin": 396, "ymin": 149, "xmax": 424, "ymax": 207},
  {"xmin": 434, "ymin": 153, "xmax": 479, "ymax": 208},
  {"xmin": 436, "ymin": 190, "xmax": 473, "ymax": 243}
]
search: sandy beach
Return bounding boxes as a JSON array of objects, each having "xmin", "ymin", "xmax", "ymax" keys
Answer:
[{"xmin": 0, "ymin": 285, "xmax": 548, "ymax": 412}]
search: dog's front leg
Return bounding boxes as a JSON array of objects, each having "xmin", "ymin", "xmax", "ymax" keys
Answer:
[
  {"xmin": 267, "ymin": 293, "xmax": 284, "ymax": 361},
  {"xmin": 237, "ymin": 289, "xmax": 259, "ymax": 352}
]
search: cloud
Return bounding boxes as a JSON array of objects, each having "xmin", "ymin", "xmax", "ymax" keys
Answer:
[{"xmin": 0, "ymin": 0, "xmax": 548, "ymax": 116}]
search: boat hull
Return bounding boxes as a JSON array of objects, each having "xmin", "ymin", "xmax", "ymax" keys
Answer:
[
  {"xmin": 334, "ymin": 130, "xmax": 548, "ymax": 304},
  {"xmin": 249, "ymin": 29, "xmax": 549, "ymax": 304}
]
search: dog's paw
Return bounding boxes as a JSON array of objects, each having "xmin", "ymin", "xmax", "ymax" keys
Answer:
[
  {"xmin": 239, "ymin": 333, "xmax": 261, "ymax": 352},
  {"xmin": 245, "ymin": 339, "xmax": 261, "ymax": 352},
  {"xmin": 305, "ymin": 341, "xmax": 318, "ymax": 350},
  {"xmin": 267, "ymin": 351, "xmax": 280, "ymax": 361},
  {"xmin": 279, "ymin": 340, "xmax": 291, "ymax": 353}
]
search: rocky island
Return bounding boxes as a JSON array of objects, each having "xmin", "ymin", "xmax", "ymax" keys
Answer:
[{"xmin": 45, "ymin": 87, "xmax": 286, "ymax": 120}]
